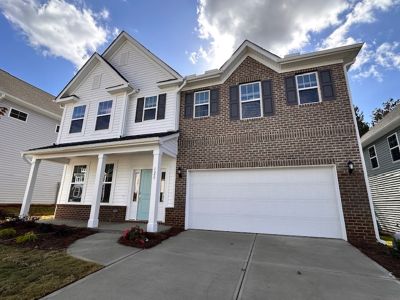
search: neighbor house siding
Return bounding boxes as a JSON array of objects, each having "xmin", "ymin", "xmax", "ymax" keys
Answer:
[
  {"xmin": 167, "ymin": 57, "xmax": 376, "ymax": 243},
  {"xmin": 363, "ymin": 127, "xmax": 400, "ymax": 176},
  {"xmin": 0, "ymin": 100, "xmax": 63, "ymax": 204}
]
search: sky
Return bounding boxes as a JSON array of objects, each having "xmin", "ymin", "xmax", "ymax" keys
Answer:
[{"xmin": 0, "ymin": 0, "xmax": 399, "ymax": 124}]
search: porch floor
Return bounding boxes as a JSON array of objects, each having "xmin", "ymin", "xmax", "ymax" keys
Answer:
[{"xmin": 39, "ymin": 218, "xmax": 171, "ymax": 233}]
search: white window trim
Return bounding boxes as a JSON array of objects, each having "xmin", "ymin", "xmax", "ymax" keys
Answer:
[
  {"xmin": 55, "ymin": 125, "xmax": 60, "ymax": 133},
  {"xmin": 95, "ymin": 100, "xmax": 113, "ymax": 131},
  {"xmin": 143, "ymin": 95, "xmax": 158, "ymax": 122},
  {"xmin": 368, "ymin": 145, "xmax": 379, "ymax": 169},
  {"xmin": 295, "ymin": 71, "xmax": 322, "ymax": 105},
  {"xmin": 68, "ymin": 164, "xmax": 88, "ymax": 203},
  {"xmin": 193, "ymin": 90, "xmax": 210, "ymax": 119},
  {"xmin": 387, "ymin": 133, "xmax": 400, "ymax": 163},
  {"xmin": 239, "ymin": 81, "xmax": 263, "ymax": 120},
  {"xmin": 69, "ymin": 104, "xmax": 87, "ymax": 135},
  {"xmin": 100, "ymin": 162, "xmax": 117, "ymax": 205},
  {"xmin": 8, "ymin": 107, "xmax": 29, "ymax": 122}
]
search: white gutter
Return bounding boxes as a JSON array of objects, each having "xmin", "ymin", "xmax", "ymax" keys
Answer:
[
  {"xmin": 21, "ymin": 153, "xmax": 32, "ymax": 164},
  {"xmin": 343, "ymin": 60, "xmax": 385, "ymax": 245}
]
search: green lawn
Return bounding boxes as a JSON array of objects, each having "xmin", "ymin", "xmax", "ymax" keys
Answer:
[
  {"xmin": 0, "ymin": 245, "xmax": 101, "ymax": 300},
  {"xmin": 0, "ymin": 205, "xmax": 55, "ymax": 217}
]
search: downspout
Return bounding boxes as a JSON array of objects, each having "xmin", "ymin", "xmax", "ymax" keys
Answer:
[
  {"xmin": 343, "ymin": 60, "xmax": 385, "ymax": 245},
  {"xmin": 175, "ymin": 78, "xmax": 187, "ymax": 130}
]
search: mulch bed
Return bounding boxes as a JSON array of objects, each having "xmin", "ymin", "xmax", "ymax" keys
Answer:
[
  {"xmin": 351, "ymin": 241, "xmax": 400, "ymax": 279},
  {"xmin": 0, "ymin": 220, "xmax": 97, "ymax": 250},
  {"xmin": 118, "ymin": 227, "xmax": 183, "ymax": 249}
]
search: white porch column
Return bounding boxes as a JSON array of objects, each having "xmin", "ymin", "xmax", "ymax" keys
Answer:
[
  {"xmin": 20, "ymin": 158, "xmax": 41, "ymax": 217},
  {"xmin": 88, "ymin": 154, "xmax": 107, "ymax": 228},
  {"xmin": 147, "ymin": 148, "xmax": 163, "ymax": 232}
]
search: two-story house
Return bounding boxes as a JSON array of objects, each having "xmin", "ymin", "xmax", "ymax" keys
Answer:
[
  {"xmin": 361, "ymin": 105, "xmax": 400, "ymax": 234},
  {"xmin": 0, "ymin": 69, "xmax": 63, "ymax": 205},
  {"xmin": 20, "ymin": 32, "xmax": 378, "ymax": 242}
]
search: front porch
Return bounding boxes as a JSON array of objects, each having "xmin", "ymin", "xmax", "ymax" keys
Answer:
[{"xmin": 20, "ymin": 132, "xmax": 178, "ymax": 233}]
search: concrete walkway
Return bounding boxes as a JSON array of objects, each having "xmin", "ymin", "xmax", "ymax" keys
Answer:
[{"xmin": 45, "ymin": 230, "xmax": 400, "ymax": 300}]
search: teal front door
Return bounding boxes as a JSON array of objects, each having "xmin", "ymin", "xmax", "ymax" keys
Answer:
[{"xmin": 136, "ymin": 169, "xmax": 152, "ymax": 220}]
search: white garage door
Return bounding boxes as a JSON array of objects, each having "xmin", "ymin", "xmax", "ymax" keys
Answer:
[{"xmin": 186, "ymin": 167, "xmax": 346, "ymax": 239}]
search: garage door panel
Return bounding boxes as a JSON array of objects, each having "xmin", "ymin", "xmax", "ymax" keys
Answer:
[{"xmin": 187, "ymin": 167, "xmax": 344, "ymax": 239}]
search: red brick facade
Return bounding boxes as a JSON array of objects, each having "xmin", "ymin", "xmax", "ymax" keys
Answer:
[
  {"xmin": 165, "ymin": 57, "xmax": 376, "ymax": 242},
  {"xmin": 55, "ymin": 204, "xmax": 126, "ymax": 222}
]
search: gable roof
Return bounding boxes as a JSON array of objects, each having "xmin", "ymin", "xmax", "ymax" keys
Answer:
[
  {"xmin": 102, "ymin": 31, "xmax": 182, "ymax": 79},
  {"xmin": 0, "ymin": 69, "xmax": 62, "ymax": 119},
  {"xmin": 361, "ymin": 105, "xmax": 400, "ymax": 147},
  {"xmin": 183, "ymin": 41, "xmax": 363, "ymax": 90},
  {"xmin": 56, "ymin": 53, "xmax": 131, "ymax": 100}
]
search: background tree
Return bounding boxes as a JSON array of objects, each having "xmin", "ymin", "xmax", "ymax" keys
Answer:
[
  {"xmin": 354, "ymin": 105, "xmax": 369, "ymax": 137},
  {"xmin": 371, "ymin": 98, "xmax": 400, "ymax": 126}
]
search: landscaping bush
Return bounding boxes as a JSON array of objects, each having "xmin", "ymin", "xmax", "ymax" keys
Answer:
[
  {"xmin": 16, "ymin": 231, "xmax": 38, "ymax": 244},
  {"xmin": 122, "ymin": 226, "xmax": 148, "ymax": 246},
  {"xmin": 54, "ymin": 225, "xmax": 74, "ymax": 237},
  {"xmin": 0, "ymin": 209, "xmax": 16, "ymax": 221},
  {"xmin": 119, "ymin": 226, "xmax": 183, "ymax": 249},
  {"xmin": 0, "ymin": 228, "xmax": 17, "ymax": 239}
]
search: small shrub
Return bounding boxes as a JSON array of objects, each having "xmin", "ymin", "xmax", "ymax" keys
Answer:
[
  {"xmin": 122, "ymin": 226, "xmax": 148, "ymax": 245},
  {"xmin": 16, "ymin": 231, "xmax": 38, "ymax": 244},
  {"xmin": 0, "ymin": 228, "xmax": 17, "ymax": 238}
]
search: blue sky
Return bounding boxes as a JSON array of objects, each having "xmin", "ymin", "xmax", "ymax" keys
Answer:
[{"xmin": 0, "ymin": 0, "xmax": 399, "ymax": 123}]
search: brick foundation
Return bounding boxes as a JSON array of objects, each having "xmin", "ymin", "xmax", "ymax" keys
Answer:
[
  {"xmin": 55, "ymin": 204, "xmax": 126, "ymax": 222},
  {"xmin": 165, "ymin": 57, "xmax": 376, "ymax": 243}
]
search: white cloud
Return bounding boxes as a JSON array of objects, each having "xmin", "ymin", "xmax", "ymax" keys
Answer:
[
  {"xmin": 353, "ymin": 64, "xmax": 383, "ymax": 81},
  {"xmin": 0, "ymin": 0, "xmax": 112, "ymax": 68},
  {"xmin": 375, "ymin": 42, "xmax": 400, "ymax": 69},
  {"xmin": 191, "ymin": 0, "xmax": 349, "ymax": 68}
]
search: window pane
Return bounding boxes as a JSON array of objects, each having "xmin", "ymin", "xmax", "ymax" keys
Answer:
[
  {"xmin": 72, "ymin": 165, "xmax": 86, "ymax": 183},
  {"xmin": 95, "ymin": 115, "xmax": 111, "ymax": 130},
  {"xmin": 297, "ymin": 73, "xmax": 318, "ymax": 89},
  {"xmin": 98, "ymin": 100, "xmax": 112, "ymax": 115},
  {"xmin": 10, "ymin": 109, "xmax": 28, "ymax": 121},
  {"xmin": 371, "ymin": 157, "xmax": 379, "ymax": 169},
  {"xmin": 299, "ymin": 88, "xmax": 319, "ymax": 104},
  {"xmin": 391, "ymin": 147, "xmax": 400, "ymax": 161},
  {"xmin": 103, "ymin": 164, "xmax": 114, "ymax": 182},
  {"xmin": 69, "ymin": 184, "xmax": 84, "ymax": 202},
  {"xmin": 72, "ymin": 105, "xmax": 86, "ymax": 119},
  {"xmin": 144, "ymin": 108, "xmax": 156, "ymax": 120},
  {"xmin": 160, "ymin": 171, "xmax": 166, "ymax": 202},
  {"xmin": 145, "ymin": 96, "xmax": 157, "ymax": 108},
  {"xmin": 195, "ymin": 91, "xmax": 209, "ymax": 105},
  {"xmin": 240, "ymin": 82, "xmax": 260, "ymax": 101},
  {"xmin": 242, "ymin": 101, "xmax": 261, "ymax": 119},
  {"xmin": 388, "ymin": 135, "xmax": 398, "ymax": 148},
  {"xmin": 368, "ymin": 147, "xmax": 376, "ymax": 158},
  {"xmin": 194, "ymin": 104, "xmax": 209, "ymax": 117},
  {"xmin": 101, "ymin": 183, "xmax": 112, "ymax": 203},
  {"xmin": 69, "ymin": 119, "xmax": 84, "ymax": 133}
]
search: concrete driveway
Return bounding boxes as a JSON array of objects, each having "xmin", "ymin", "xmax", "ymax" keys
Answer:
[{"xmin": 45, "ymin": 230, "xmax": 400, "ymax": 300}]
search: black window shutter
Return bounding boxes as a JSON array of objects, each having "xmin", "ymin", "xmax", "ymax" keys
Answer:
[
  {"xmin": 135, "ymin": 97, "xmax": 144, "ymax": 123},
  {"xmin": 285, "ymin": 76, "xmax": 298, "ymax": 105},
  {"xmin": 319, "ymin": 69, "xmax": 335, "ymax": 101},
  {"xmin": 210, "ymin": 89, "xmax": 219, "ymax": 116},
  {"xmin": 229, "ymin": 85, "xmax": 240, "ymax": 120},
  {"xmin": 261, "ymin": 80, "xmax": 273, "ymax": 116},
  {"xmin": 157, "ymin": 93, "xmax": 166, "ymax": 120},
  {"xmin": 184, "ymin": 92, "xmax": 194, "ymax": 118}
]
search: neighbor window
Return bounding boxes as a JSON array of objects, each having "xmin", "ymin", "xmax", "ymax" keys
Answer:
[
  {"xmin": 160, "ymin": 171, "xmax": 166, "ymax": 202},
  {"xmin": 55, "ymin": 125, "xmax": 60, "ymax": 133},
  {"xmin": 368, "ymin": 146, "xmax": 379, "ymax": 169},
  {"xmin": 69, "ymin": 165, "xmax": 87, "ymax": 202},
  {"xmin": 295, "ymin": 72, "xmax": 320, "ymax": 104},
  {"xmin": 239, "ymin": 82, "xmax": 262, "ymax": 119},
  {"xmin": 95, "ymin": 100, "xmax": 113, "ymax": 130},
  {"xmin": 69, "ymin": 105, "xmax": 86, "ymax": 133},
  {"xmin": 388, "ymin": 133, "xmax": 400, "ymax": 162},
  {"xmin": 9, "ymin": 108, "xmax": 28, "ymax": 122},
  {"xmin": 194, "ymin": 90, "xmax": 210, "ymax": 118},
  {"xmin": 101, "ymin": 164, "xmax": 114, "ymax": 203},
  {"xmin": 143, "ymin": 96, "xmax": 157, "ymax": 121}
]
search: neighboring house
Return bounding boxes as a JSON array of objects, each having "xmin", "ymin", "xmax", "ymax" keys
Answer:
[
  {"xmin": 0, "ymin": 69, "xmax": 63, "ymax": 205},
  {"xmin": 361, "ymin": 105, "xmax": 400, "ymax": 234},
  {"xmin": 20, "ymin": 32, "xmax": 378, "ymax": 243}
]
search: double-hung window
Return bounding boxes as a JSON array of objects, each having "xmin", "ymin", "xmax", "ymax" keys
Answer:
[
  {"xmin": 295, "ymin": 72, "xmax": 320, "ymax": 104},
  {"xmin": 388, "ymin": 133, "xmax": 400, "ymax": 162},
  {"xmin": 69, "ymin": 105, "xmax": 86, "ymax": 133},
  {"xmin": 69, "ymin": 165, "xmax": 87, "ymax": 202},
  {"xmin": 143, "ymin": 96, "xmax": 157, "ymax": 121},
  {"xmin": 101, "ymin": 164, "xmax": 114, "ymax": 203},
  {"xmin": 96, "ymin": 100, "xmax": 113, "ymax": 130},
  {"xmin": 368, "ymin": 146, "xmax": 379, "ymax": 169},
  {"xmin": 160, "ymin": 171, "xmax": 166, "ymax": 202},
  {"xmin": 239, "ymin": 82, "xmax": 262, "ymax": 119},
  {"xmin": 9, "ymin": 108, "xmax": 28, "ymax": 122},
  {"xmin": 194, "ymin": 90, "xmax": 210, "ymax": 118}
]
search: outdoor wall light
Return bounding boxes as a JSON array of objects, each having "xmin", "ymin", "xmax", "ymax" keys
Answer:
[
  {"xmin": 177, "ymin": 167, "xmax": 183, "ymax": 178},
  {"xmin": 347, "ymin": 161, "xmax": 354, "ymax": 174}
]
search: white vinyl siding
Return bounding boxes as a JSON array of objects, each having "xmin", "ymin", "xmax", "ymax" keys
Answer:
[{"xmin": 0, "ymin": 99, "xmax": 63, "ymax": 204}]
